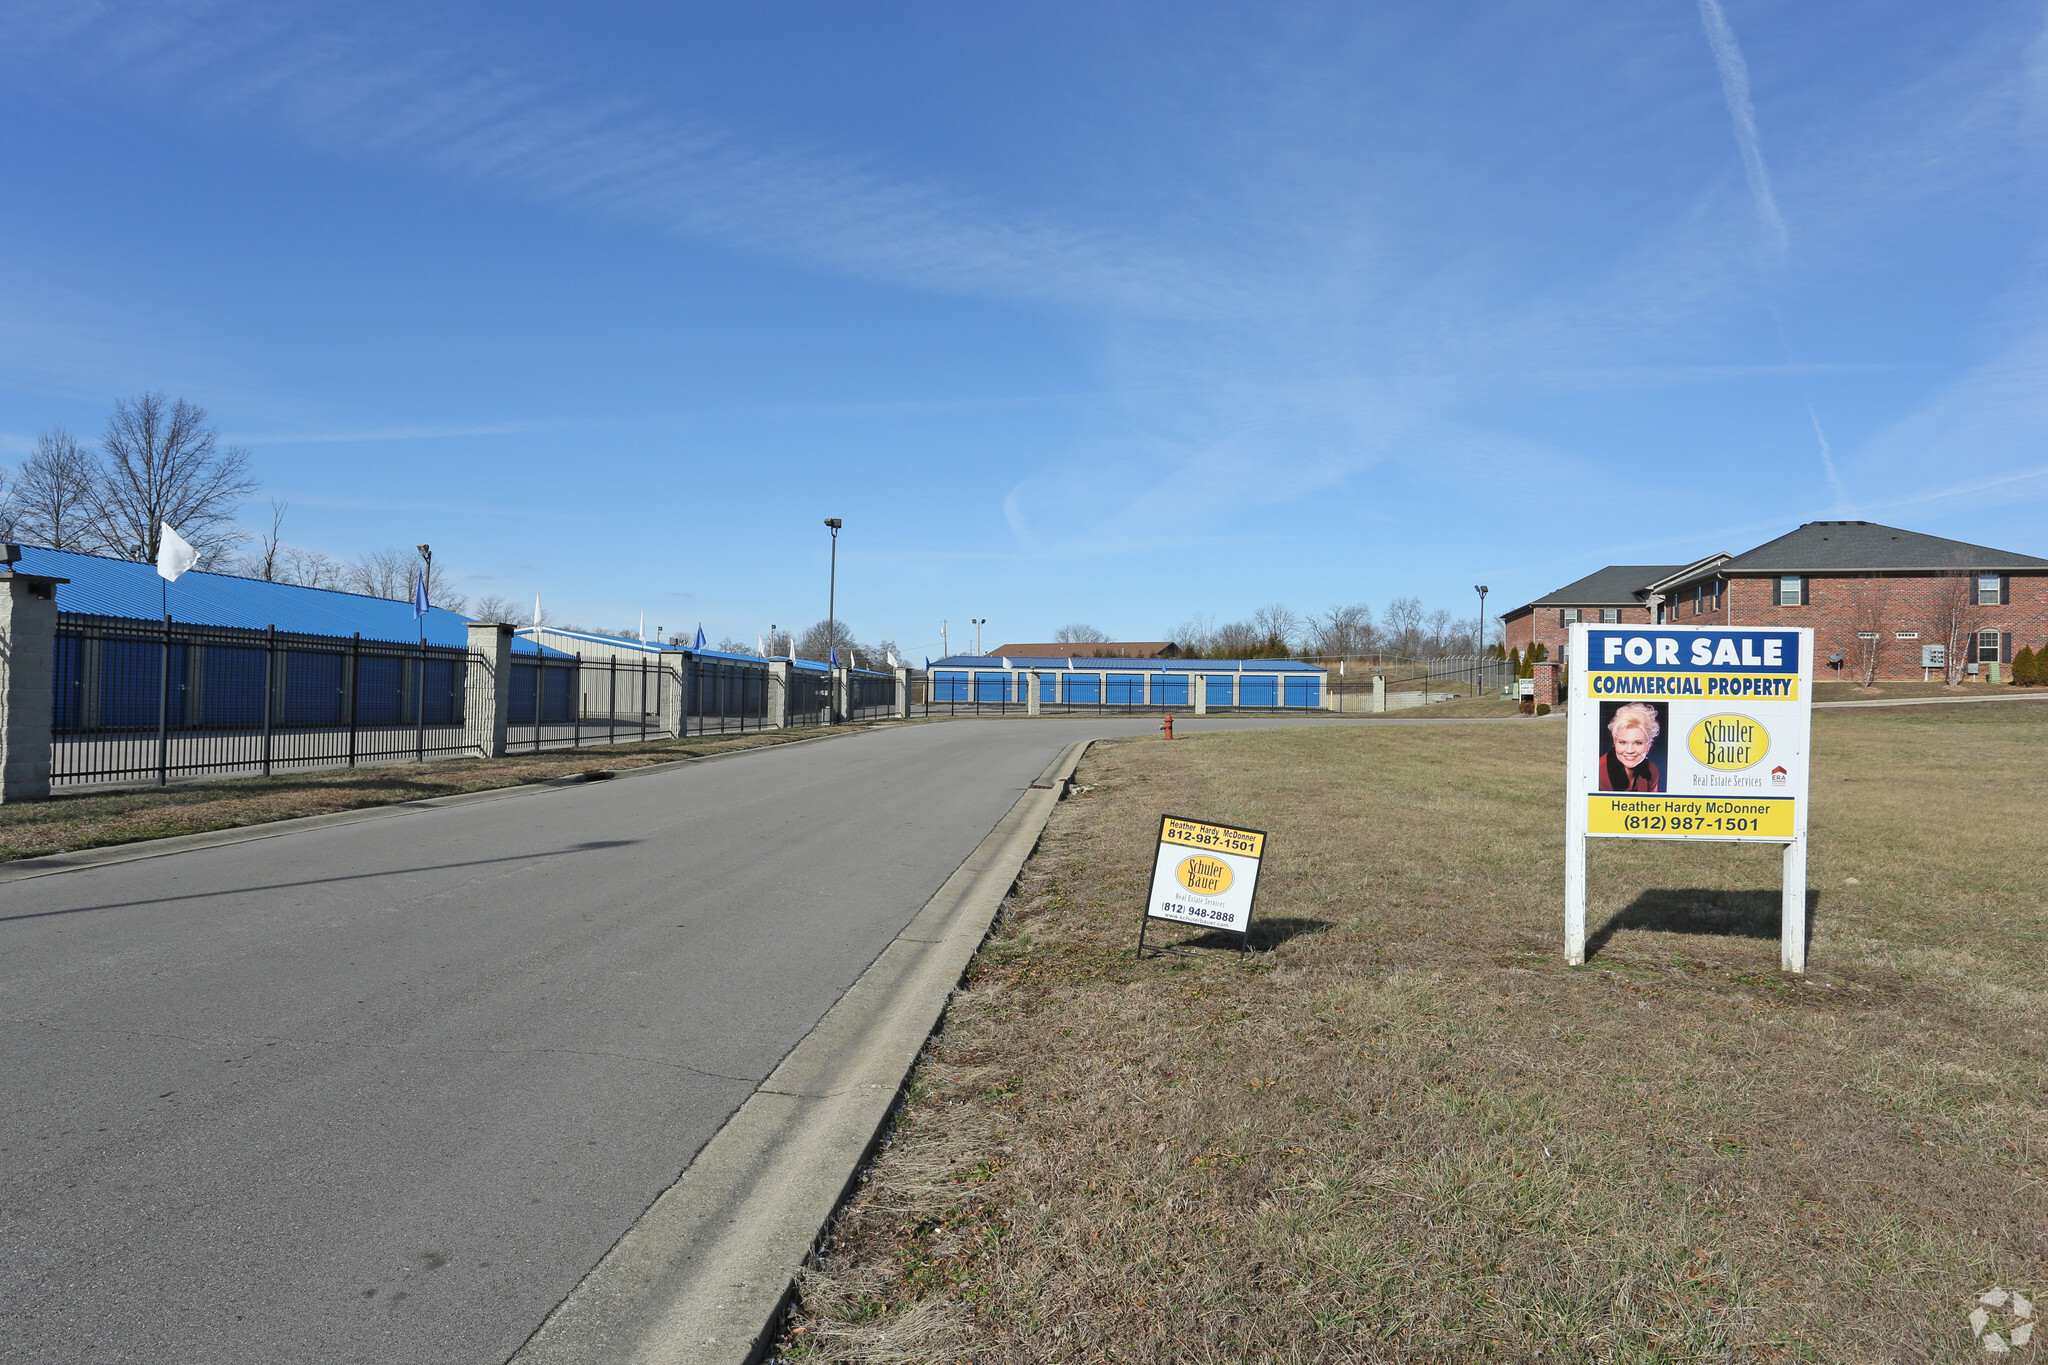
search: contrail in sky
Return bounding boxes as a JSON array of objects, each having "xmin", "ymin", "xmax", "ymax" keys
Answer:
[
  {"xmin": 1806, "ymin": 398, "xmax": 1854, "ymax": 512},
  {"xmin": 1698, "ymin": 0, "xmax": 1788, "ymax": 257}
]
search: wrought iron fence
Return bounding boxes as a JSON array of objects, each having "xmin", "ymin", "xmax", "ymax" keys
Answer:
[
  {"xmin": 53, "ymin": 613, "xmax": 474, "ymax": 789},
  {"xmin": 684, "ymin": 654, "xmax": 769, "ymax": 735},
  {"xmin": 787, "ymin": 666, "xmax": 831, "ymax": 727},
  {"xmin": 507, "ymin": 652, "xmax": 659, "ymax": 751},
  {"xmin": 845, "ymin": 669, "xmax": 897, "ymax": 722},
  {"xmin": 910, "ymin": 667, "xmax": 1325, "ymax": 716}
]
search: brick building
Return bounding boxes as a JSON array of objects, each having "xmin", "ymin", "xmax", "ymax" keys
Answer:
[{"xmin": 1501, "ymin": 522, "xmax": 2048, "ymax": 682}]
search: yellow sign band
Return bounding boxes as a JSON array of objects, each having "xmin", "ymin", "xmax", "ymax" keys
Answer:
[
  {"xmin": 1160, "ymin": 818, "xmax": 1264, "ymax": 859},
  {"xmin": 1587, "ymin": 795, "xmax": 1795, "ymax": 838},
  {"xmin": 1586, "ymin": 672, "xmax": 1800, "ymax": 701}
]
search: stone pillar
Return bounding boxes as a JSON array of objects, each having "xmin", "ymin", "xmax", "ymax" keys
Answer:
[
  {"xmin": 1231, "ymin": 672, "xmax": 1241, "ymax": 707},
  {"xmin": 894, "ymin": 667, "xmax": 911, "ymax": 719},
  {"xmin": 0, "ymin": 570, "xmax": 66, "ymax": 802},
  {"xmin": 829, "ymin": 667, "xmax": 846, "ymax": 724},
  {"xmin": 1026, "ymin": 671, "xmax": 1042, "ymax": 716},
  {"xmin": 1533, "ymin": 661, "xmax": 1560, "ymax": 709},
  {"xmin": 465, "ymin": 622, "xmax": 515, "ymax": 758},
  {"xmin": 767, "ymin": 660, "xmax": 790, "ymax": 728},
  {"xmin": 1192, "ymin": 674, "xmax": 1207, "ymax": 716},
  {"xmin": 658, "ymin": 651, "xmax": 686, "ymax": 737},
  {"xmin": 1371, "ymin": 674, "xmax": 1386, "ymax": 713}
]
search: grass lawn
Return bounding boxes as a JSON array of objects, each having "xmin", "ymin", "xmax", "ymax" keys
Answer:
[
  {"xmin": 780, "ymin": 703, "xmax": 2046, "ymax": 1362},
  {"xmin": 1812, "ymin": 679, "xmax": 2038, "ymax": 703},
  {"xmin": 0, "ymin": 724, "xmax": 858, "ymax": 862}
]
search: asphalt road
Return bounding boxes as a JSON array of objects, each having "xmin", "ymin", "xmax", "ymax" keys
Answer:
[{"xmin": 1, "ymin": 714, "xmax": 1352, "ymax": 1364}]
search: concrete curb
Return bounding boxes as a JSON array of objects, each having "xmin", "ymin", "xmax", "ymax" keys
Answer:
[
  {"xmin": 0, "ymin": 726, "xmax": 877, "ymax": 886},
  {"xmin": 508, "ymin": 739, "xmax": 1093, "ymax": 1365}
]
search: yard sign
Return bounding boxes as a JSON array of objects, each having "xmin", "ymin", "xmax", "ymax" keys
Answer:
[
  {"xmin": 1565, "ymin": 624, "xmax": 1815, "ymax": 972},
  {"xmin": 1139, "ymin": 815, "xmax": 1266, "ymax": 957}
]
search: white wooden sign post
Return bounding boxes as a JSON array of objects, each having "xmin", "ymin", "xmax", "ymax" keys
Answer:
[{"xmin": 1564, "ymin": 623, "xmax": 1815, "ymax": 973}]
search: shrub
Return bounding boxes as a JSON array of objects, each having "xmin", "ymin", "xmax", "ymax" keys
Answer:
[{"xmin": 2014, "ymin": 645, "xmax": 2039, "ymax": 687}]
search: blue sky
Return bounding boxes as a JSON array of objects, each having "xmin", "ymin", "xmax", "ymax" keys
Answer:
[{"xmin": 3, "ymin": 1, "xmax": 2045, "ymax": 658}]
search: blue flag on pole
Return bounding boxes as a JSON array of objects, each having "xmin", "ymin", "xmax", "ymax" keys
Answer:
[
  {"xmin": 412, "ymin": 571, "xmax": 429, "ymax": 621},
  {"xmin": 830, "ymin": 645, "xmax": 839, "ymax": 667},
  {"xmin": 693, "ymin": 624, "xmax": 707, "ymax": 649}
]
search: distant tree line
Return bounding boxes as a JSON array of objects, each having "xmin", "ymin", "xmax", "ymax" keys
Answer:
[{"xmin": 1163, "ymin": 597, "xmax": 1491, "ymax": 660}]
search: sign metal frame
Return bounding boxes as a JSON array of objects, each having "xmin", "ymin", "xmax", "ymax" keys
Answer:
[
  {"xmin": 1136, "ymin": 813, "xmax": 1268, "ymax": 960},
  {"xmin": 1564, "ymin": 623, "xmax": 1815, "ymax": 973}
]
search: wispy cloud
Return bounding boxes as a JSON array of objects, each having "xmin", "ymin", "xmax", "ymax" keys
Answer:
[
  {"xmin": 0, "ymin": 0, "xmax": 1231, "ymax": 319},
  {"xmin": 1697, "ymin": 0, "xmax": 1788, "ymax": 257},
  {"xmin": 229, "ymin": 421, "xmax": 545, "ymax": 446}
]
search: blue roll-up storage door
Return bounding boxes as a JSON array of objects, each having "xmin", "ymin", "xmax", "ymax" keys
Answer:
[
  {"xmin": 1151, "ymin": 674, "xmax": 1188, "ymax": 705},
  {"xmin": 973, "ymin": 671, "xmax": 1010, "ymax": 703},
  {"xmin": 542, "ymin": 666, "xmax": 575, "ymax": 722},
  {"xmin": 1107, "ymin": 673, "xmax": 1145, "ymax": 704},
  {"xmin": 1240, "ymin": 675, "xmax": 1277, "ymax": 706},
  {"xmin": 1206, "ymin": 675, "xmax": 1234, "ymax": 707},
  {"xmin": 203, "ymin": 645, "xmax": 266, "ymax": 728},
  {"xmin": 354, "ymin": 654, "xmax": 404, "ymax": 725},
  {"xmin": 1038, "ymin": 672, "xmax": 1057, "ymax": 703},
  {"xmin": 285, "ymin": 651, "xmax": 344, "ymax": 727},
  {"xmin": 423, "ymin": 660, "xmax": 458, "ymax": 724},
  {"xmin": 930, "ymin": 671, "xmax": 965, "ymax": 701},
  {"xmin": 100, "ymin": 640, "xmax": 188, "ymax": 728},
  {"xmin": 1062, "ymin": 673, "xmax": 1100, "ymax": 704},
  {"xmin": 510, "ymin": 664, "xmax": 538, "ymax": 722},
  {"xmin": 1284, "ymin": 675, "xmax": 1319, "ymax": 707},
  {"xmin": 53, "ymin": 635, "xmax": 82, "ymax": 730}
]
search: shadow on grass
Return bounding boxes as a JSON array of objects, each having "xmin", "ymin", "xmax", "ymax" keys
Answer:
[
  {"xmin": 1140, "ymin": 915, "xmax": 1333, "ymax": 958},
  {"xmin": 1586, "ymin": 888, "xmax": 1821, "ymax": 960}
]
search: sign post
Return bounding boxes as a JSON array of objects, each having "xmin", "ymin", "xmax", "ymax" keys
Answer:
[
  {"xmin": 1564, "ymin": 624, "xmax": 1814, "ymax": 972},
  {"xmin": 1139, "ymin": 815, "xmax": 1267, "ymax": 958}
]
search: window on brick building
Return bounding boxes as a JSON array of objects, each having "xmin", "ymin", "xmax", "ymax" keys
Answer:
[
  {"xmin": 1977, "ymin": 630, "xmax": 2002, "ymax": 663},
  {"xmin": 1560, "ymin": 608, "xmax": 1580, "ymax": 626},
  {"xmin": 1776, "ymin": 575, "xmax": 1804, "ymax": 607},
  {"xmin": 1977, "ymin": 573, "xmax": 2005, "ymax": 606},
  {"xmin": 1600, "ymin": 608, "xmax": 1620, "ymax": 623}
]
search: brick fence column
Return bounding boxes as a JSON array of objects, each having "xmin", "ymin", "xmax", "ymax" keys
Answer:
[
  {"xmin": 658, "ymin": 652, "xmax": 686, "ymax": 738},
  {"xmin": 465, "ymin": 622, "xmax": 514, "ymax": 758},
  {"xmin": 1533, "ymin": 661, "xmax": 1561, "ymax": 709},
  {"xmin": 0, "ymin": 570, "xmax": 67, "ymax": 802},
  {"xmin": 894, "ymin": 666, "xmax": 910, "ymax": 719}
]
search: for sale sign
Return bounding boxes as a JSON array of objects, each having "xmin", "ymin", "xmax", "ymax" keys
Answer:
[
  {"xmin": 1571, "ymin": 626, "xmax": 1812, "ymax": 844},
  {"xmin": 1564, "ymin": 623, "xmax": 1816, "ymax": 973},
  {"xmin": 1143, "ymin": 815, "xmax": 1265, "ymax": 936}
]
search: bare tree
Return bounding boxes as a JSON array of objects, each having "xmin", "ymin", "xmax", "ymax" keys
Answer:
[
  {"xmin": 89, "ymin": 393, "xmax": 257, "ymax": 562},
  {"xmin": 1210, "ymin": 618, "xmax": 1263, "ymax": 657},
  {"xmin": 1934, "ymin": 571, "xmax": 1974, "ymax": 685},
  {"xmin": 11, "ymin": 428, "xmax": 106, "ymax": 551},
  {"xmin": 1250, "ymin": 603, "xmax": 1300, "ymax": 655},
  {"xmin": 1169, "ymin": 612, "xmax": 1217, "ymax": 658},
  {"xmin": 339, "ymin": 547, "xmax": 467, "ymax": 611},
  {"xmin": 250, "ymin": 497, "xmax": 288, "ymax": 581},
  {"xmin": 1306, "ymin": 603, "xmax": 1375, "ymax": 658},
  {"xmin": 796, "ymin": 617, "xmax": 856, "ymax": 661},
  {"xmin": 276, "ymin": 545, "xmax": 344, "ymax": 590},
  {"xmin": 469, "ymin": 594, "xmax": 528, "ymax": 625},
  {"xmin": 1384, "ymin": 596, "xmax": 1424, "ymax": 655},
  {"xmin": 1053, "ymin": 622, "xmax": 1112, "ymax": 644},
  {"xmin": 1848, "ymin": 579, "xmax": 1892, "ymax": 687}
]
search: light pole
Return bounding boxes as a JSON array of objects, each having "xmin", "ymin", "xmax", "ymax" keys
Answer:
[
  {"xmin": 824, "ymin": 519, "xmax": 842, "ymax": 660},
  {"xmin": 1474, "ymin": 584, "xmax": 1488, "ymax": 694},
  {"xmin": 941, "ymin": 619, "xmax": 948, "ymax": 658},
  {"xmin": 972, "ymin": 618, "xmax": 986, "ymax": 655},
  {"xmin": 769, "ymin": 623, "xmax": 777, "ymax": 659},
  {"xmin": 415, "ymin": 544, "xmax": 432, "ymax": 762}
]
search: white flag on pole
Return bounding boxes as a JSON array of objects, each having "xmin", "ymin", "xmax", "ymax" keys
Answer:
[{"xmin": 156, "ymin": 523, "xmax": 199, "ymax": 581}]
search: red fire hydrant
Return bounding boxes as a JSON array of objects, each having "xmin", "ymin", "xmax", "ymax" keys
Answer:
[{"xmin": 1161, "ymin": 713, "xmax": 1174, "ymax": 740}]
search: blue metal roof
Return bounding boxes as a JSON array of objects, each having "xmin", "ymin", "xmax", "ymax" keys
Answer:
[
  {"xmin": 20, "ymin": 546, "xmax": 571, "ymax": 656},
  {"xmin": 931, "ymin": 654, "xmax": 1326, "ymax": 673}
]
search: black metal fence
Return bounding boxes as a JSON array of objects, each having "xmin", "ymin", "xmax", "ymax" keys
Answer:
[
  {"xmin": 507, "ymin": 652, "xmax": 656, "ymax": 751},
  {"xmin": 53, "ymin": 613, "xmax": 475, "ymax": 789},
  {"xmin": 845, "ymin": 669, "xmax": 897, "ymax": 722},
  {"xmin": 684, "ymin": 655, "xmax": 770, "ymax": 735},
  {"xmin": 787, "ymin": 667, "xmax": 831, "ymax": 727}
]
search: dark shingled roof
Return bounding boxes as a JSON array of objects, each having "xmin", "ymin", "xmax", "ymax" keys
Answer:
[
  {"xmin": 1512, "ymin": 565, "xmax": 1680, "ymax": 612},
  {"xmin": 1715, "ymin": 521, "xmax": 2048, "ymax": 574}
]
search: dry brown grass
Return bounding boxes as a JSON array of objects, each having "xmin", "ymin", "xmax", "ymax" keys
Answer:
[
  {"xmin": 780, "ymin": 703, "xmax": 2047, "ymax": 1363},
  {"xmin": 0, "ymin": 725, "xmax": 858, "ymax": 862}
]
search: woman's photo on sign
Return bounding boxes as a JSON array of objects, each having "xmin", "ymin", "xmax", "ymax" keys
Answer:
[{"xmin": 1598, "ymin": 701, "xmax": 1667, "ymax": 792}]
